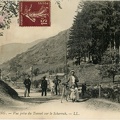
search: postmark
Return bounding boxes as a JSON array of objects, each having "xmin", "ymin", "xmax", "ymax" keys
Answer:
[{"xmin": 19, "ymin": 1, "xmax": 50, "ymax": 26}]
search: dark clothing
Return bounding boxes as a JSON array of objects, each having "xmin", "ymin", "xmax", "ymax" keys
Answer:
[
  {"xmin": 24, "ymin": 78, "xmax": 31, "ymax": 97},
  {"xmin": 41, "ymin": 88, "xmax": 47, "ymax": 96},
  {"xmin": 41, "ymin": 79, "xmax": 47, "ymax": 96},
  {"xmin": 53, "ymin": 78, "xmax": 61, "ymax": 86},
  {"xmin": 24, "ymin": 78, "xmax": 31, "ymax": 88},
  {"xmin": 41, "ymin": 79, "xmax": 47, "ymax": 89},
  {"xmin": 82, "ymin": 84, "xmax": 86, "ymax": 97},
  {"xmin": 55, "ymin": 86, "xmax": 59, "ymax": 95},
  {"xmin": 53, "ymin": 78, "xmax": 61, "ymax": 95}
]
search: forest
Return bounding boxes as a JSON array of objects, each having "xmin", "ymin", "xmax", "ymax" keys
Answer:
[{"xmin": 67, "ymin": 1, "xmax": 120, "ymax": 83}]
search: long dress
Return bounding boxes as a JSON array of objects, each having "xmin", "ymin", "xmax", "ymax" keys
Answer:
[{"xmin": 70, "ymin": 88, "xmax": 76, "ymax": 100}]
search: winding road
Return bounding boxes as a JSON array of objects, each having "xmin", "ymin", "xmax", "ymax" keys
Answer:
[{"xmin": 0, "ymin": 88, "xmax": 120, "ymax": 119}]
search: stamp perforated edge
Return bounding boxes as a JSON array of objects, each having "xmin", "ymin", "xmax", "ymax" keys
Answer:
[{"xmin": 19, "ymin": 0, "xmax": 51, "ymax": 27}]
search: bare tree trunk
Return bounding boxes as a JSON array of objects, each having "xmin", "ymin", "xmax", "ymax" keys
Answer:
[
  {"xmin": 84, "ymin": 53, "xmax": 86, "ymax": 62},
  {"xmin": 88, "ymin": 52, "xmax": 90, "ymax": 61},
  {"xmin": 113, "ymin": 75, "xmax": 115, "ymax": 83},
  {"xmin": 99, "ymin": 85, "xmax": 101, "ymax": 98}
]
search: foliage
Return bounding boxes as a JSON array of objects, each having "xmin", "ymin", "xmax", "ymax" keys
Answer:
[
  {"xmin": 101, "ymin": 49, "xmax": 119, "ymax": 64},
  {"xmin": 98, "ymin": 64, "xmax": 120, "ymax": 82},
  {"xmin": 67, "ymin": 1, "xmax": 120, "ymax": 64},
  {"xmin": 87, "ymin": 85, "xmax": 120, "ymax": 103},
  {"xmin": 9, "ymin": 61, "xmax": 22, "ymax": 72},
  {"xmin": 55, "ymin": 0, "xmax": 62, "ymax": 9},
  {"xmin": 33, "ymin": 68, "xmax": 39, "ymax": 76},
  {"xmin": 0, "ymin": 1, "xmax": 18, "ymax": 29},
  {"xmin": 11, "ymin": 76, "xmax": 17, "ymax": 82}
]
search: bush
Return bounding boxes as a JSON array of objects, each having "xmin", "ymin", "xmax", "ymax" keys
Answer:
[{"xmin": 86, "ymin": 85, "xmax": 120, "ymax": 103}]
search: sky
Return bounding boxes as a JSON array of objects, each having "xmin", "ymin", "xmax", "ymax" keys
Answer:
[{"xmin": 0, "ymin": 0, "xmax": 80, "ymax": 46}]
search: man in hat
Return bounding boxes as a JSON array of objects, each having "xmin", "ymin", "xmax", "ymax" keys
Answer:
[
  {"xmin": 67, "ymin": 70, "xmax": 79, "ymax": 101},
  {"xmin": 24, "ymin": 75, "xmax": 31, "ymax": 97},
  {"xmin": 67, "ymin": 70, "xmax": 79, "ymax": 87},
  {"xmin": 53, "ymin": 75, "xmax": 61, "ymax": 95},
  {"xmin": 41, "ymin": 76, "xmax": 48, "ymax": 96}
]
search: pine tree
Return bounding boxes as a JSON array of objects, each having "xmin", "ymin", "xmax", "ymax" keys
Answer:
[{"xmin": 67, "ymin": 1, "xmax": 120, "ymax": 64}]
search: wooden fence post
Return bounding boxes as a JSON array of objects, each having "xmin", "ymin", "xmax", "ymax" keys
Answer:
[{"xmin": 99, "ymin": 84, "xmax": 101, "ymax": 98}]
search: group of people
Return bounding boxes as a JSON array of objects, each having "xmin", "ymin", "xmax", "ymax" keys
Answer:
[
  {"xmin": 23, "ymin": 74, "xmax": 61, "ymax": 97},
  {"xmin": 23, "ymin": 75, "xmax": 48, "ymax": 97},
  {"xmin": 23, "ymin": 70, "xmax": 86, "ymax": 102}
]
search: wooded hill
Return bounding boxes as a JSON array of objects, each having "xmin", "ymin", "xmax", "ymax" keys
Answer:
[{"xmin": 0, "ymin": 29, "xmax": 70, "ymax": 79}]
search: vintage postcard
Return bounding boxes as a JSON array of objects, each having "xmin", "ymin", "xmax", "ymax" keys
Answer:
[{"xmin": 0, "ymin": 0, "xmax": 120, "ymax": 119}]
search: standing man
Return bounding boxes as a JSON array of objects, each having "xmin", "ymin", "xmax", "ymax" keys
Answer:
[
  {"xmin": 67, "ymin": 70, "xmax": 79, "ymax": 102},
  {"xmin": 53, "ymin": 75, "xmax": 61, "ymax": 95},
  {"xmin": 24, "ymin": 75, "xmax": 31, "ymax": 97},
  {"xmin": 41, "ymin": 76, "xmax": 48, "ymax": 96}
]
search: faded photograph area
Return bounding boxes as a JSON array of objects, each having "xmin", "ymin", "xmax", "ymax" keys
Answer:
[{"xmin": 0, "ymin": 0, "xmax": 120, "ymax": 119}]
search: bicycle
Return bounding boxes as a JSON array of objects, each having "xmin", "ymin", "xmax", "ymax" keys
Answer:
[{"xmin": 61, "ymin": 82, "xmax": 71, "ymax": 103}]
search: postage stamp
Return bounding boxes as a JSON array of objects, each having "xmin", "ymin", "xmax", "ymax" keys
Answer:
[{"xmin": 19, "ymin": 1, "xmax": 50, "ymax": 26}]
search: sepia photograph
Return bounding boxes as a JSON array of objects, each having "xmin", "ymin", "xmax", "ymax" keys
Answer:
[{"xmin": 0, "ymin": 0, "xmax": 120, "ymax": 119}]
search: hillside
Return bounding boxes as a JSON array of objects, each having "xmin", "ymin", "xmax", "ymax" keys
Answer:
[
  {"xmin": 0, "ymin": 29, "xmax": 70, "ymax": 78},
  {"xmin": 0, "ymin": 29, "xmax": 116, "ymax": 84},
  {"xmin": 0, "ymin": 80, "xmax": 18, "ymax": 106},
  {"xmin": 0, "ymin": 39, "xmax": 44, "ymax": 64}
]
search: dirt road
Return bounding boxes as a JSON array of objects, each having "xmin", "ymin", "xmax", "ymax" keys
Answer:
[{"xmin": 1, "ymin": 88, "xmax": 120, "ymax": 119}]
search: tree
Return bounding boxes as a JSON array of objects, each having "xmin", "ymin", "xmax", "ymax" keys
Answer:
[
  {"xmin": 0, "ymin": 1, "xmax": 18, "ymax": 29},
  {"xmin": 67, "ymin": 1, "xmax": 120, "ymax": 64},
  {"xmin": 68, "ymin": 3, "xmax": 91, "ymax": 63},
  {"xmin": 98, "ymin": 64, "xmax": 120, "ymax": 83},
  {"xmin": 33, "ymin": 68, "xmax": 39, "ymax": 76},
  {"xmin": 9, "ymin": 61, "xmax": 22, "ymax": 73}
]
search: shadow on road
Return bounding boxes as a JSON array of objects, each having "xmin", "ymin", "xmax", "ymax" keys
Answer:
[
  {"xmin": 18, "ymin": 96, "xmax": 61, "ymax": 104},
  {"xmin": 78, "ymin": 98, "xmax": 90, "ymax": 102}
]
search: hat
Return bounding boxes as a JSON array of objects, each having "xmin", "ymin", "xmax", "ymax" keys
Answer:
[
  {"xmin": 43, "ymin": 76, "xmax": 46, "ymax": 78},
  {"xmin": 70, "ymin": 70, "xmax": 75, "ymax": 73}
]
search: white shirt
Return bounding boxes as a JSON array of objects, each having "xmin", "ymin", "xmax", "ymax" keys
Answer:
[{"xmin": 71, "ymin": 76, "xmax": 75, "ymax": 83}]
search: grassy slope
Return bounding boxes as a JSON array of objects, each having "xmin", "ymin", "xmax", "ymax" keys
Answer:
[
  {"xmin": 68, "ymin": 63, "xmax": 113, "ymax": 84},
  {"xmin": 0, "ymin": 80, "xmax": 18, "ymax": 105}
]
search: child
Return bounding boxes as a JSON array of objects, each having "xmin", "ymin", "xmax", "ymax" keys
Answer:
[{"xmin": 70, "ymin": 85, "xmax": 76, "ymax": 102}]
